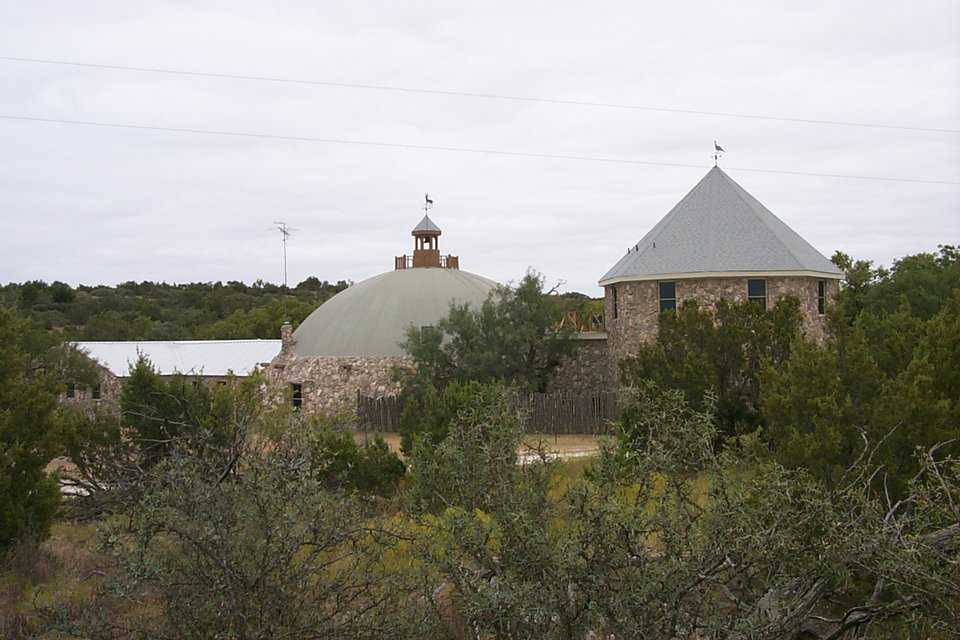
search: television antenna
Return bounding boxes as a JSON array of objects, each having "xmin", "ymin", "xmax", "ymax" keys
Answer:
[{"xmin": 271, "ymin": 221, "xmax": 297, "ymax": 288}]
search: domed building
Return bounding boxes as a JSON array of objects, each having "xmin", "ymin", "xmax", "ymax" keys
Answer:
[{"xmin": 267, "ymin": 211, "xmax": 498, "ymax": 414}]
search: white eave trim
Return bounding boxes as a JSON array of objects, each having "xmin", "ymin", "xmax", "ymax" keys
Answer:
[{"xmin": 598, "ymin": 269, "xmax": 843, "ymax": 286}]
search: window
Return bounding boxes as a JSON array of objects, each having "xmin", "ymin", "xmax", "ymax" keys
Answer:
[
  {"xmin": 291, "ymin": 383, "xmax": 303, "ymax": 409},
  {"xmin": 747, "ymin": 279, "xmax": 767, "ymax": 310},
  {"xmin": 65, "ymin": 382, "xmax": 76, "ymax": 399},
  {"xmin": 92, "ymin": 383, "xmax": 102, "ymax": 401},
  {"xmin": 611, "ymin": 286, "xmax": 618, "ymax": 319},
  {"xmin": 817, "ymin": 280, "xmax": 826, "ymax": 315},
  {"xmin": 658, "ymin": 281, "xmax": 677, "ymax": 312}
]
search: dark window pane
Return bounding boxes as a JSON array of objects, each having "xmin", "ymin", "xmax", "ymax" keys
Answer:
[
  {"xmin": 291, "ymin": 383, "xmax": 303, "ymax": 408},
  {"xmin": 750, "ymin": 297, "xmax": 767, "ymax": 310},
  {"xmin": 611, "ymin": 286, "xmax": 618, "ymax": 319},
  {"xmin": 659, "ymin": 281, "xmax": 676, "ymax": 300},
  {"xmin": 659, "ymin": 298, "xmax": 677, "ymax": 312},
  {"xmin": 92, "ymin": 384, "xmax": 101, "ymax": 400},
  {"xmin": 817, "ymin": 280, "xmax": 826, "ymax": 315},
  {"xmin": 66, "ymin": 382, "xmax": 75, "ymax": 399},
  {"xmin": 747, "ymin": 279, "xmax": 766, "ymax": 298}
]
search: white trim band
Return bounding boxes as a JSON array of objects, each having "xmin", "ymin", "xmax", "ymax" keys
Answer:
[{"xmin": 598, "ymin": 270, "xmax": 843, "ymax": 286}]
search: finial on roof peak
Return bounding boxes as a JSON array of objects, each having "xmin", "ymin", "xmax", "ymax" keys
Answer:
[{"xmin": 712, "ymin": 140, "xmax": 725, "ymax": 167}]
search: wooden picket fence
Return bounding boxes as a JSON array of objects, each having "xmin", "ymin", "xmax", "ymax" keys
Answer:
[
  {"xmin": 356, "ymin": 392, "xmax": 404, "ymax": 433},
  {"xmin": 356, "ymin": 390, "xmax": 619, "ymax": 435},
  {"xmin": 519, "ymin": 391, "xmax": 619, "ymax": 435}
]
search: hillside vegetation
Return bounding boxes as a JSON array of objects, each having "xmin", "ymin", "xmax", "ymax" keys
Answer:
[{"xmin": 1, "ymin": 277, "xmax": 350, "ymax": 341}]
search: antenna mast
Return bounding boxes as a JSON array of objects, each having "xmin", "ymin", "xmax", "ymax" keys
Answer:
[{"xmin": 272, "ymin": 221, "xmax": 296, "ymax": 288}]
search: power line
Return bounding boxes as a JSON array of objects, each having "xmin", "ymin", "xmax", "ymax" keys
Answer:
[
  {"xmin": 2, "ymin": 55, "xmax": 958, "ymax": 135},
  {"xmin": 2, "ymin": 113, "xmax": 957, "ymax": 186}
]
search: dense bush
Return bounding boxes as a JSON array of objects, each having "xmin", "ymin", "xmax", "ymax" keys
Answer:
[
  {"xmin": 13, "ymin": 375, "xmax": 960, "ymax": 639},
  {"xmin": 51, "ymin": 432, "xmax": 429, "ymax": 639},
  {"xmin": 306, "ymin": 418, "xmax": 406, "ymax": 496},
  {"xmin": 399, "ymin": 271, "xmax": 576, "ymax": 394},
  {"xmin": 0, "ymin": 309, "xmax": 95, "ymax": 550},
  {"xmin": 401, "ymin": 379, "xmax": 959, "ymax": 639},
  {"xmin": 397, "ymin": 380, "xmax": 489, "ymax": 456},
  {"xmin": 620, "ymin": 296, "xmax": 802, "ymax": 437},
  {"xmin": 763, "ymin": 289, "xmax": 960, "ymax": 493}
]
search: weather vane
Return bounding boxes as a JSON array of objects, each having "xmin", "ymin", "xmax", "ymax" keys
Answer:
[
  {"xmin": 713, "ymin": 140, "xmax": 725, "ymax": 166},
  {"xmin": 424, "ymin": 193, "xmax": 434, "ymax": 213}
]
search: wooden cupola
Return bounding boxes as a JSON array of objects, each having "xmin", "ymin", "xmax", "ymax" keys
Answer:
[{"xmin": 395, "ymin": 199, "xmax": 459, "ymax": 270}]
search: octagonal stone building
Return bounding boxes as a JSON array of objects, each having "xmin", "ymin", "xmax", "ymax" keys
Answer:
[{"xmin": 600, "ymin": 166, "xmax": 842, "ymax": 366}]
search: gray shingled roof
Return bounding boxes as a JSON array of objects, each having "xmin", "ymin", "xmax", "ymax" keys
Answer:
[
  {"xmin": 412, "ymin": 214, "xmax": 441, "ymax": 235},
  {"xmin": 599, "ymin": 167, "xmax": 841, "ymax": 285}
]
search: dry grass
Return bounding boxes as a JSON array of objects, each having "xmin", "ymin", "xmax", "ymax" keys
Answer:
[
  {"xmin": 522, "ymin": 433, "xmax": 601, "ymax": 456},
  {"xmin": 354, "ymin": 431, "xmax": 602, "ymax": 459},
  {"xmin": 0, "ymin": 520, "xmax": 111, "ymax": 637}
]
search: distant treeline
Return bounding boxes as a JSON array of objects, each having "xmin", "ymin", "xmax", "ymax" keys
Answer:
[
  {"xmin": 0, "ymin": 278, "xmax": 350, "ymax": 341},
  {"xmin": 1, "ymin": 274, "xmax": 603, "ymax": 343}
]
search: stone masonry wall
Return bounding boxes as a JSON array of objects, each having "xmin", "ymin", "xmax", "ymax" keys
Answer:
[
  {"xmin": 60, "ymin": 365, "xmax": 124, "ymax": 409},
  {"xmin": 547, "ymin": 333, "xmax": 613, "ymax": 393},
  {"xmin": 59, "ymin": 367, "xmax": 248, "ymax": 411},
  {"xmin": 604, "ymin": 275, "xmax": 839, "ymax": 373},
  {"xmin": 266, "ymin": 355, "xmax": 409, "ymax": 416}
]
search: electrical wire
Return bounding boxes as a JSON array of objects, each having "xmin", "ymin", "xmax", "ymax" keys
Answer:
[
  {"xmin": 2, "ymin": 113, "xmax": 957, "ymax": 185},
  {"xmin": 2, "ymin": 55, "xmax": 958, "ymax": 135}
]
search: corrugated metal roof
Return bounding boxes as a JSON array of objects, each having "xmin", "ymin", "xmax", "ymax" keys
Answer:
[
  {"xmin": 412, "ymin": 214, "xmax": 442, "ymax": 235},
  {"xmin": 599, "ymin": 167, "xmax": 841, "ymax": 284},
  {"xmin": 293, "ymin": 268, "xmax": 498, "ymax": 357},
  {"xmin": 72, "ymin": 339, "xmax": 281, "ymax": 377}
]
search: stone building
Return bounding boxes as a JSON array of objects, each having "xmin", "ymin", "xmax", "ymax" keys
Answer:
[
  {"xmin": 598, "ymin": 166, "xmax": 841, "ymax": 367},
  {"xmin": 63, "ymin": 171, "xmax": 842, "ymax": 416},
  {"xmin": 266, "ymin": 213, "xmax": 498, "ymax": 415},
  {"xmin": 65, "ymin": 339, "xmax": 282, "ymax": 405}
]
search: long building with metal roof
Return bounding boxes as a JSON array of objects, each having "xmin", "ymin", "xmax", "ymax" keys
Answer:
[{"xmin": 73, "ymin": 339, "xmax": 281, "ymax": 378}]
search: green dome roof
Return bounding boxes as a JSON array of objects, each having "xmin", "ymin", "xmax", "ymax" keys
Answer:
[{"xmin": 292, "ymin": 268, "xmax": 498, "ymax": 357}]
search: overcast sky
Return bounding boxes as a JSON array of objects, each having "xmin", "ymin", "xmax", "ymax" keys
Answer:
[{"xmin": 1, "ymin": 1, "xmax": 958, "ymax": 296}]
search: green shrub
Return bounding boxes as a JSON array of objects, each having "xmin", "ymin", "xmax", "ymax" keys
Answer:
[
  {"xmin": 307, "ymin": 419, "xmax": 405, "ymax": 496},
  {"xmin": 398, "ymin": 380, "xmax": 487, "ymax": 456},
  {"xmin": 0, "ymin": 309, "xmax": 66, "ymax": 550}
]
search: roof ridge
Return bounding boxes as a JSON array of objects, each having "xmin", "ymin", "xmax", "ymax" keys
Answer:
[{"xmin": 715, "ymin": 169, "xmax": 806, "ymax": 269}]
